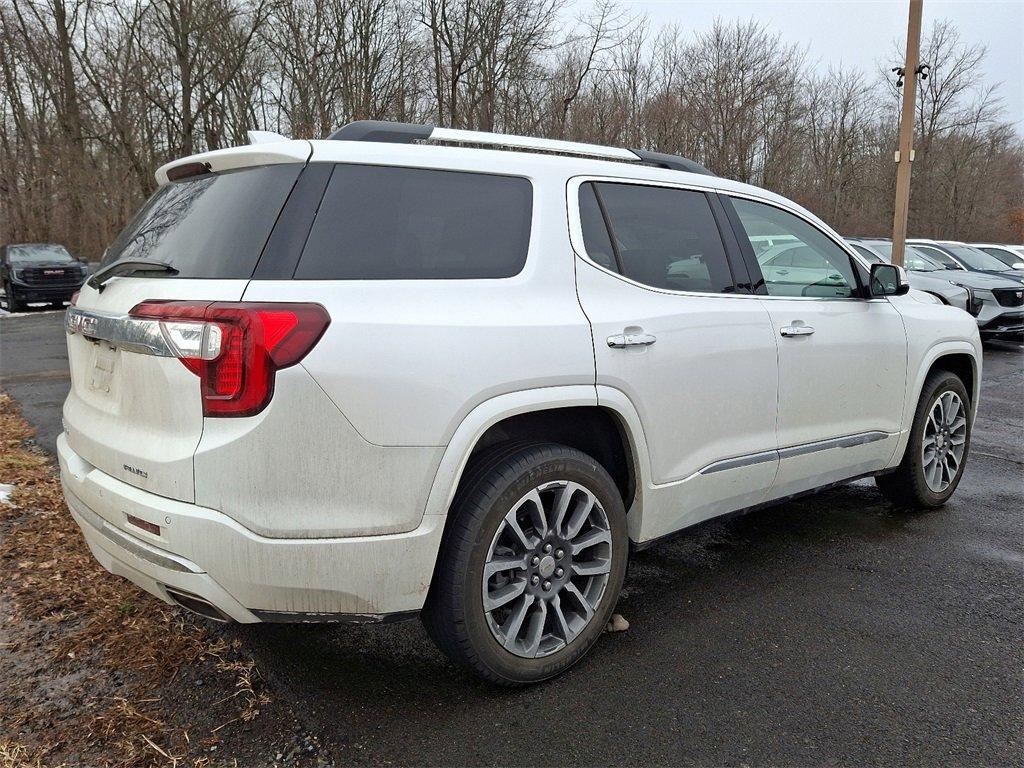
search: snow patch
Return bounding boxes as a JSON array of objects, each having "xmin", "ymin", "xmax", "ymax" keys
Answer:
[{"xmin": 0, "ymin": 483, "xmax": 15, "ymax": 505}]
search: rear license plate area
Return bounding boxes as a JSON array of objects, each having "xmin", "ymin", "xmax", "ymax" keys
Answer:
[{"xmin": 90, "ymin": 343, "xmax": 117, "ymax": 393}]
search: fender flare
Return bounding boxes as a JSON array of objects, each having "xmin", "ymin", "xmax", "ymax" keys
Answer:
[
  {"xmin": 420, "ymin": 385, "xmax": 654, "ymax": 523},
  {"xmin": 886, "ymin": 339, "xmax": 981, "ymax": 469}
]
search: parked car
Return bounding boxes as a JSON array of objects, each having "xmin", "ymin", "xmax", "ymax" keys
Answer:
[
  {"xmin": 908, "ymin": 239, "xmax": 1024, "ymax": 282},
  {"xmin": 1, "ymin": 243, "xmax": 88, "ymax": 312},
  {"xmin": 850, "ymin": 238, "xmax": 1023, "ymax": 339},
  {"xmin": 59, "ymin": 122, "xmax": 982, "ymax": 685},
  {"xmin": 846, "ymin": 238, "xmax": 970, "ymax": 311},
  {"xmin": 971, "ymin": 243, "xmax": 1024, "ymax": 270}
]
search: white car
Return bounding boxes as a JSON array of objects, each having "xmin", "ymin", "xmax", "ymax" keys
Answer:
[{"xmin": 59, "ymin": 122, "xmax": 982, "ymax": 684}]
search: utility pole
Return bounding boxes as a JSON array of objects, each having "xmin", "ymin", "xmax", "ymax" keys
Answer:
[{"xmin": 890, "ymin": 0, "xmax": 925, "ymax": 267}]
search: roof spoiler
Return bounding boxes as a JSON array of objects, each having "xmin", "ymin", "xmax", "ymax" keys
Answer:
[{"xmin": 248, "ymin": 130, "xmax": 289, "ymax": 145}]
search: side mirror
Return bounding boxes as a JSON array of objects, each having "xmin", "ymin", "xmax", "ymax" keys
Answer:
[{"xmin": 869, "ymin": 263, "xmax": 910, "ymax": 297}]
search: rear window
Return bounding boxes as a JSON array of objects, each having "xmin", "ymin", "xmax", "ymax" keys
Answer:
[
  {"xmin": 295, "ymin": 165, "xmax": 532, "ymax": 280},
  {"xmin": 101, "ymin": 164, "xmax": 303, "ymax": 278}
]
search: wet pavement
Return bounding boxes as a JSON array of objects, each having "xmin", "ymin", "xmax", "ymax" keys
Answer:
[{"xmin": 1, "ymin": 307, "xmax": 1021, "ymax": 766}]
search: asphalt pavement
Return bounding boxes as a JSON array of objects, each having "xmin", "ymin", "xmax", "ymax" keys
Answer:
[{"xmin": 1, "ymin": 306, "xmax": 1021, "ymax": 767}]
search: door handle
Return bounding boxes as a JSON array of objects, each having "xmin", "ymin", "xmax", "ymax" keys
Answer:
[
  {"xmin": 780, "ymin": 325, "xmax": 815, "ymax": 337},
  {"xmin": 607, "ymin": 332, "xmax": 657, "ymax": 348}
]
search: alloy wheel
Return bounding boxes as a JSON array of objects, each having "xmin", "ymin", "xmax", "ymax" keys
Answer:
[
  {"xmin": 482, "ymin": 480, "xmax": 612, "ymax": 658},
  {"xmin": 922, "ymin": 390, "xmax": 967, "ymax": 493}
]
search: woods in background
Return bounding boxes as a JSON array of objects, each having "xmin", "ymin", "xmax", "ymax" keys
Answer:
[{"xmin": 1, "ymin": 0, "xmax": 1021, "ymax": 260}]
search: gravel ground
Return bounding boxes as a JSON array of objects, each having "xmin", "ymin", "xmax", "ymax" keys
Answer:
[{"xmin": 1, "ymin": 307, "xmax": 1021, "ymax": 767}]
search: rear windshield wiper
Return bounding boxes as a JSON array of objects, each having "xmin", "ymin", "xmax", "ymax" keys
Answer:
[{"xmin": 88, "ymin": 258, "xmax": 179, "ymax": 292}]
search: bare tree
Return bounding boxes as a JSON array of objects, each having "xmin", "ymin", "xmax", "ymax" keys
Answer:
[{"xmin": 1, "ymin": 3, "xmax": 1021, "ymax": 259}]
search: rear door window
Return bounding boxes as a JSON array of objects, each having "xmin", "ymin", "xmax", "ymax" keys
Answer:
[
  {"xmin": 101, "ymin": 164, "xmax": 303, "ymax": 278},
  {"xmin": 295, "ymin": 165, "xmax": 532, "ymax": 279},
  {"xmin": 578, "ymin": 182, "xmax": 735, "ymax": 293}
]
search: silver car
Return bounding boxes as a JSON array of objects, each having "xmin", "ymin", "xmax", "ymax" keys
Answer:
[
  {"xmin": 847, "ymin": 239, "xmax": 969, "ymax": 310},
  {"xmin": 909, "ymin": 239, "xmax": 1024, "ymax": 282},
  {"xmin": 851, "ymin": 238, "xmax": 1024, "ymax": 339}
]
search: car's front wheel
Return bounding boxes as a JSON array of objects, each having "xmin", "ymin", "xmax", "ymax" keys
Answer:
[
  {"xmin": 876, "ymin": 370, "xmax": 972, "ymax": 508},
  {"xmin": 4, "ymin": 282, "xmax": 22, "ymax": 312},
  {"xmin": 423, "ymin": 442, "xmax": 628, "ymax": 685}
]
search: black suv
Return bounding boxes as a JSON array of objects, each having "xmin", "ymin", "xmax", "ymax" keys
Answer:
[{"xmin": 1, "ymin": 243, "xmax": 88, "ymax": 312}]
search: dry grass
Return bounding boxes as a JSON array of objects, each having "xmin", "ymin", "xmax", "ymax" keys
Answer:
[{"xmin": 0, "ymin": 393, "xmax": 270, "ymax": 767}]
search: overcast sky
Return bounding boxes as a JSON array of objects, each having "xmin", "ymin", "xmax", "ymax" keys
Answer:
[{"xmin": 570, "ymin": 0, "xmax": 1024, "ymax": 131}]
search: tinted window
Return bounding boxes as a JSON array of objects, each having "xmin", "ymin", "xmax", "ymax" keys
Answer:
[
  {"xmin": 581, "ymin": 182, "xmax": 734, "ymax": 293},
  {"xmin": 296, "ymin": 165, "xmax": 532, "ymax": 279},
  {"xmin": 731, "ymin": 198, "xmax": 858, "ymax": 298},
  {"xmin": 578, "ymin": 184, "xmax": 616, "ymax": 270},
  {"xmin": 102, "ymin": 164, "xmax": 302, "ymax": 278}
]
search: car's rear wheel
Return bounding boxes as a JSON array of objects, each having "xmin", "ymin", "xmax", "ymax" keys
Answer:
[
  {"xmin": 423, "ymin": 442, "xmax": 628, "ymax": 685},
  {"xmin": 876, "ymin": 370, "xmax": 971, "ymax": 508}
]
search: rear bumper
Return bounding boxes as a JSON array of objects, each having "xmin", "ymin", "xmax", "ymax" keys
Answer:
[{"xmin": 58, "ymin": 432, "xmax": 444, "ymax": 622}]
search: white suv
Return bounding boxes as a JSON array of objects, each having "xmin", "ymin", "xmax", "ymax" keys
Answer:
[{"xmin": 59, "ymin": 122, "xmax": 982, "ymax": 684}]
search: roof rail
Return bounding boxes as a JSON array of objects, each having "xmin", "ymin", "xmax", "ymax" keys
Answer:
[{"xmin": 326, "ymin": 121, "xmax": 714, "ymax": 176}]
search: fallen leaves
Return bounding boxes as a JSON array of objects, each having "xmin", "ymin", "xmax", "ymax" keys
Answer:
[{"xmin": 0, "ymin": 393, "xmax": 271, "ymax": 767}]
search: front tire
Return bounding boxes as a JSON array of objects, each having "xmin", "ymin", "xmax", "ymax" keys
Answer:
[
  {"xmin": 876, "ymin": 371, "xmax": 971, "ymax": 508},
  {"xmin": 4, "ymin": 283, "xmax": 22, "ymax": 312},
  {"xmin": 422, "ymin": 442, "xmax": 628, "ymax": 685}
]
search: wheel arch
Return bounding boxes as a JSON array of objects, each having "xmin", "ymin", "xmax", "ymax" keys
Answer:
[
  {"xmin": 422, "ymin": 386, "xmax": 650, "ymax": 528},
  {"xmin": 886, "ymin": 340, "xmax": 981, "ymax": 470}
]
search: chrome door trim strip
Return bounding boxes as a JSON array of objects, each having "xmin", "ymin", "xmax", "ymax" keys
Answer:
[
  {"xmin": 65, "ymin": 306, "xmax": 176, "ymax": 358},
  {"xmin": 699, "ymin": 449, "xmax": 779, "ymax": 474},
  {"xmin": 699, "ymin": 431, "xmax": 892, "ymax": 475},
  {"xmin": 777, "ymin": 431, "xmax": 890, "ymax": 459}
]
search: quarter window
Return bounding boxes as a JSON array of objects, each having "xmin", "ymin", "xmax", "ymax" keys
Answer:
[
  {"xmin": 730, "ymin": 198, "xmax": 859, "ymax": 298},
  {"xmin": 578, "ymin": 182, "xmax": 735, "ymax": 294},
  {"xmin": 296, "ymin": 165, "xmax": 532, "ymax": 280}
]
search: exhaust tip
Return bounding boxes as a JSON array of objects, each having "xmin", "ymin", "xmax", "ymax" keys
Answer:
[{"xmin": 164, "ymin": 587, "xmax": 231, "ymax": 623}]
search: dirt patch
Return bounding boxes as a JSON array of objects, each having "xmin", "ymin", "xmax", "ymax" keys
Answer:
[{"xmin": 0, "ymin": 393, "xmax": 309, "ymax": 767}]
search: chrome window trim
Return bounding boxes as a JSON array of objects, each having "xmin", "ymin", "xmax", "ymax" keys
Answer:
[
  {"xmin": 699, "ymin": 431, "xmax": 892, "ymax": 475},
  {"xmin": 65, "ymin": 306, "xmax": 175, "ymax": 358},
  {"xmin": 566, "ymin": 175, "xmax": 877, "ymax": 302}
]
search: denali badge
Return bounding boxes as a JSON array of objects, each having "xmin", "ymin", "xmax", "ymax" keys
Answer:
[{"xmin": 123, "ymin": 464, "xmax": 148, "ymax": 479}]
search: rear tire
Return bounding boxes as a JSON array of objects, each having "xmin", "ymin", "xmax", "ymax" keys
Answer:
[
  {"xmin": 422, "ymin": 442, "xmax": 628, "ymax": 685},
  {"xmin": 876, "ymin": 371, "xmax": 971, "ymax": 508}
]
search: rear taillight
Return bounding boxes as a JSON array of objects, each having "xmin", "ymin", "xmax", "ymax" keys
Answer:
[{"xmin": 129, "ymin": 301, "xmax": 330, "ymax": 417}]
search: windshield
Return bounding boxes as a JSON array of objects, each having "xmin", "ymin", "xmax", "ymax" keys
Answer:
[
  {"xmin": 911, "ymin": 244, "xmax": 962, "ymax": 270},
  {"xmin": 904, "ymin": 247, "xmax": 943, "ymax": 271},
  {"xmin": 851, "ymin": 244, "xmax": 884, "ymax": 263},
  {"xmin": 979, "ymin": 247, "xmax": 1023, "ymax": 267},
  {"xmin": 8, "ymin": 244, "xmax": 76, "ymax": 264},
  {"xmin": 942, "ymin": 244, "xmax": 1012, "ymax": 271}
]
